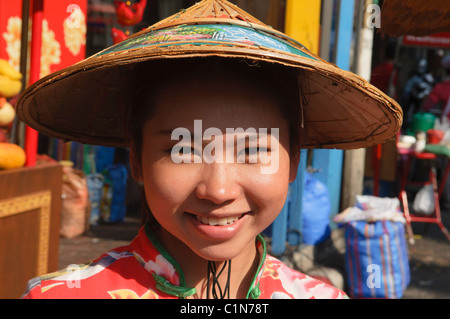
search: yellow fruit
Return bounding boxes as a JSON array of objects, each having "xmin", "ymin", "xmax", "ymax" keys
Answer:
[
  {"xmin": 0, "ymin": 59, "xmax": 22, "ymax": 81},
  {"xmin": 0, "ymin": 100, "xmax": 16, "ymax": 126},
  {"xmin": 0, "ymin": 143, "xmax": 26, "ymax": 169},
  {"xmin": 0, "ymin": 75, "xmax": 22, "ymax": 98}
]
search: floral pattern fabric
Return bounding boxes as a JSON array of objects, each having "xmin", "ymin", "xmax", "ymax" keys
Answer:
[{"xmin": 22, "ymin": 225, "xmax": 347, "ymax": 299}]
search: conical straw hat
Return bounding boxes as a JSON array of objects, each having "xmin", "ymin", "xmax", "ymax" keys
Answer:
[{"xmin": 16, "ymin": 0, "xmax": 402, "ymax": 149}]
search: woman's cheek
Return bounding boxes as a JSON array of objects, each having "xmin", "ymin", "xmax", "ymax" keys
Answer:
[{"xmin": 145, "ymin": 163, "xmax": 197, "ymax": 205}]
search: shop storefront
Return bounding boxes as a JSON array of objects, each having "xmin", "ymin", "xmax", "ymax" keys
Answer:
[{"xmin": 0, "ymin": 0, "xmax": 293, "ymax": 299}]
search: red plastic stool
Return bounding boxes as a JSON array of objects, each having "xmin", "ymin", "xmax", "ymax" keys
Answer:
[{"xmin": 398, "ymin": 151, "xmax": 450, "ymax": 244}]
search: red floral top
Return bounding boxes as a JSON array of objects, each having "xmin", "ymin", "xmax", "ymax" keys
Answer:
[{"xmin": 22, "ymin": 225, "xmax": 347, "ymax": 299}]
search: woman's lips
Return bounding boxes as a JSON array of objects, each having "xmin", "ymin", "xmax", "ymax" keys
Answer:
[
  {"xmin": 185, "ymin": 212, "xmax": 249, "ymax": 240},
  {"xmin": 195, "ymin": 214, "xmax": 243, "ymax": 226}
]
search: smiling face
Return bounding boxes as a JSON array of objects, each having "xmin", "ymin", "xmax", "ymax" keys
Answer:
[{"xmin": 130, "ymin": 61, "xmax": 300, "ymax": 262}]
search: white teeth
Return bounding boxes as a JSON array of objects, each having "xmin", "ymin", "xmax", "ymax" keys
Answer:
[
  {"xmin": 196, "ymin": 215, "xmax": 241, "ymax": 226},
  {"xmin": 209, "ymin": 217, "xmax": 218, "ymax": 226}
]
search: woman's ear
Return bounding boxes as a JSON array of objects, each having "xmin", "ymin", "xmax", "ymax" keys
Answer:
[
  {"xmin": 289, "ymin": 149, "xmax": 301, "ymax": 183},
  {"xmin": 129, "ymin": 145, "xmax": 143, "ymax": 182}
]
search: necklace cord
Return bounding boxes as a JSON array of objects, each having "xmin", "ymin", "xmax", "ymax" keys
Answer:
[{"xmin": 206, "ymin": 260, "xmax": 231, "ymax": 299}]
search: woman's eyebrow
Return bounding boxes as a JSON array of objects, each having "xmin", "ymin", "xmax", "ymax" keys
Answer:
[
  {"xmin": 156, "ymin": 129, "xmax": 179, "ymax": 135},
  {"xmin": 157, "ymin": 127, "xmax": 277, "ymax": 140},
  {"xmin": 159, "ymin": 128, "xmax": 274, "ymax": 136}
]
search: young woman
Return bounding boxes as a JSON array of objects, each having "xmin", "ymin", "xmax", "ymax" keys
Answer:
[{"xmin": 18, "ymin": 0, "xmax": 402, "ymax": 299}]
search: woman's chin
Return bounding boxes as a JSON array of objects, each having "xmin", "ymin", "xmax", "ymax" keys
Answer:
[{"xmin": 189, "ymin": 237, "xmax": 254, "ymax": 262}]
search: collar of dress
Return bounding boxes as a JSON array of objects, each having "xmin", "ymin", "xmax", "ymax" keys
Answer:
[{"xmin": 131, "ymin": 222, "xmax": 266, "ymax": 299}]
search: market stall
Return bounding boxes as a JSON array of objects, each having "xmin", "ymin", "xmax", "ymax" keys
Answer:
[
  {"xmin": 379, "ymin": 0, "xmax": 450, "ymax": 243},
  {"xmin": 0, "ymin": 0, "xmax": 87, "ymax": 298}
]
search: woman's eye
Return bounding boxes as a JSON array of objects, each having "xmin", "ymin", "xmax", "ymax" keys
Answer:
[
  {"xmin": 245, "ymin": 147, "xmax": 258, "ymax": 156},
  {"xmin": 179, "ymin": 146, "xmax": 201, "ymax": 157},
  {"xmin": 167, "ymin": 146, "xmax": 201, "ymax": 158},
  {"xmin": 237, "ymin": 147, "xmax": 269, "ymax": 163}
]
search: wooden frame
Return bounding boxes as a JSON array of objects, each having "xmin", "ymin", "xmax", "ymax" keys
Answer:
[
  {"xmin": 0, "ymin": 191, "xmax": 52, "ymax": 276},
  {"xmin": 0, "ymin": 163, "xmax": 62, "ymax": 298}
]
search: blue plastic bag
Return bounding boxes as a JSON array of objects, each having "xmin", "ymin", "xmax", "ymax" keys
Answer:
[
  {"xmin": 345, "ymin": 220, "xmax": 410, "ymax": 298},
  {"xmin": 301, "ymin": 173, "xmax": 331, "ymax": 245},
  {"xmin": 86, "ymin": 173, "xmax": 104, "ymax": 225},
  {"xmin": 95, "ymin": 146, "xmax": 116, "ymax": 173},
  {"xmin": 100, "ymin": 163, "xmax": 128, "ymax": 223}
]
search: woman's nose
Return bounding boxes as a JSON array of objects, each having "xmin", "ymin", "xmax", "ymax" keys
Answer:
[{"xmin": 195, "ymin": 163, "xmax": 241, "ymax": 205}]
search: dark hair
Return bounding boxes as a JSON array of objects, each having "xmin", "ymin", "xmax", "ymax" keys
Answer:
[{"xmin": 123, "ymin": 57, "xmax": 305, "ymax": 225}]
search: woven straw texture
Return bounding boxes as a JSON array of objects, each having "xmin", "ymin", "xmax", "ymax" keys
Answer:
[{"xmin": 16, "ymin": 0, "xmax": 402, "ymax": 150}]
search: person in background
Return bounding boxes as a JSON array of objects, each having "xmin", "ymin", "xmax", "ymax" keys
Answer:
[
  {"xmin": 423, "ymin": 55, "xmax": 450, "ymax": 120},
  {"xmin": 402, "ymin": 58, "xmax": 435, "ymax": 128}
]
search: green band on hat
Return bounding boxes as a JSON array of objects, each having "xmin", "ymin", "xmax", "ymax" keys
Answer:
[{"xmin": 96, "ymin": 24, "xmax": 317, "ymax": 61}]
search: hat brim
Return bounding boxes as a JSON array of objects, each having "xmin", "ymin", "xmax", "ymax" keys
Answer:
[{"xmin": 16, "ymin": 21, "xmax": 402, "ymax": 150}]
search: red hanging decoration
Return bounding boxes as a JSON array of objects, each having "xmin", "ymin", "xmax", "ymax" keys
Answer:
[
  {"xmin": 111, "ymin": 27, "xmax": 129, "ymax": 44},
  {"xmin": 114, "ymin": 0, "xmax": 147, "ymax": 26}
]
